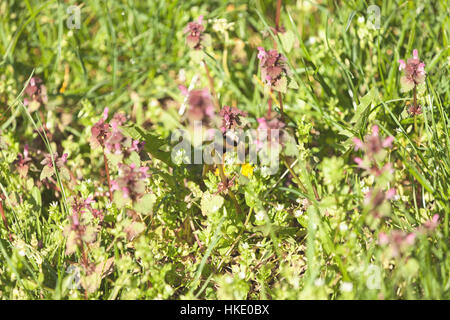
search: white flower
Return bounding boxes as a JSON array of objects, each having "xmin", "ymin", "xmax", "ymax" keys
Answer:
[
  {"xmin": 314, "ymin": 278, "xmax": 324, "ymax": 286},
  {"xmin": 339, "ymin": 222, "xmax": 348, "ymax": 232},
  {"xmin": 294, "ymin": 209, "xmax": 304, "ymax": 218},
  {"xmin": 255, "ymin": 211, "xmax": 266, "ymax": 221},
  {"xmin": 275, "ymin": 203, "xmax": 284, "ymax": 211},
  {"xmin": 340, "ymin": 281, "xmax": 353, "ymax": 292},
  {"xmin": 238, "ymin": 271, "xmax": 246, "ymax": 280}
]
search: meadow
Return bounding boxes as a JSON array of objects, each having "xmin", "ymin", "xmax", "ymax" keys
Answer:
[{"xmin": 0, "ymin": 0, "xmax": 449, "ymax": 299}]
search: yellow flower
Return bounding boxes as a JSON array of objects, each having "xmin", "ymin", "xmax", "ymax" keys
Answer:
[
  {"xmin": 215, "ymin": 166, "xmax": 229, "ymax": 176},
  {"xmin": 241, "ymin": 163, "xmax": 254, "ymax": 177}
]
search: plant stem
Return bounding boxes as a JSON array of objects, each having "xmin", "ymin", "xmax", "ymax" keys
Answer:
[
  {"xmin": 267, "ymin": 91, "xmax": 273, "ymax": 118},
  {"xmin": 413, "ymin": 85, "xmax": 418, "ymax": 133},
  {"xmin": 203, "ymin": 60, "xmax": 221, "ymax": 112},
  {"xmin": 278, "ymin": 91, "xmax": 285, "ymax": 121},
  {"xmin": 0, "ymin": 198, "xmax": 12, "ymax": 241},
  {"xmin": 189, "ymin": 217, "xmax": 203, "ymax": 249},
  {"xmin": 103, "ymin": 149, "xmax": 113, "ymax": 203},
  {"xmin": 275, "ymin": 0, "xmax": 282, "ymax": 31},
  {"xmin": 218, "ymin": 163, "xmax": 242, "ymax": 215},
  {"xmin": 282, "ymin": 156, "xmax": 308, "ymax": 195}
]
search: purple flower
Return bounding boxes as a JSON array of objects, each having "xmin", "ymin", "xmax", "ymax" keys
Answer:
[
  {"xmin": 40, "ymin": 152, "xmax": 69, "ymax": 181},
  {"xmin": 41, "ymin": 152, "xmax": 68, "ymax": 168},
  {"xmin": 179, "ymin": 86, "xmax": 215, "ymax": 122},
  {"xmin": 24, "ymin": 77, "xmax": 48, "ymax": 111},
  {"xmin": 15, "ymin": 144, "xmax": 32, "ymax": 178},
  {"xmin": 71, "ymin": 196, "xmax": 95, "ymax": 217},
  {"xmin": 363, "ymin": 188, "xmax": 396, "ymax": 218},
  {"xmin": 353, "ymin": 125, "xmax": 393, "ymax": 156},
  {"xmin": 184, "ymin": 16, "xmax": 205, "ymax": 50},
  {"xmin": 378, "ymin": 230, "xmax": 416, "ymax": 258},
  {"xmin": 407, "ymin": 103, "xmax": 423, "ymax": 116},
  {"xmin": 219, "ymin": 106, "xmax": 247, "ymax": 133},
  {"xmin": 422, "ymin": 214, "xmax": 439, "ymax": 231},
  {"xmin": 257, "ymin": 47, "xmax": 288, "ymax": 92},
  {"xmin": 111, "ymin": 163, "xmax": 150, "ymax": 201},
  {"xmin": 398, "ymin": 49, "xmax": 426, "ymax": 92},
  {"xmin": 255, "ymin": 117, "xmax": 285, "ymax": 149},
  {"xmin": 90, "ymin": 108, "xmax": 112, "ymax": 149}
]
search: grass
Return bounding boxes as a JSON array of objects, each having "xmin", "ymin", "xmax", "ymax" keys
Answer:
[{"xmin": 0, "ymin": 0, "xmax": 449, "ymax": 299}]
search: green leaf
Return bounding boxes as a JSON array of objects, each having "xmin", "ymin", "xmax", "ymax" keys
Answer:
[
  {"xmin": 40, "ymin": 165, "xmax": 54, "ymax": 181},
  {"xmin": 279, "ymin": 30, "xmax": 295, "ymax": 53},
  {"xmin": 201, "ymin": 192, "xmax": 224, "ymax": 216},
  {"xmin": 134, "ymin": 193, "xmax": 157, "ymax": 215}
]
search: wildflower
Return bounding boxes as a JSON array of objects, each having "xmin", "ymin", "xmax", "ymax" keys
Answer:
[
  {"xmin": 211, "ymin": 18, "xmax": 234, "ymax": 34},
  {"xmin": 184, "ymin": 16, "xmax": 206, "ymax": 50},
  {"xmin": 422, "ymin": 214, "xmax": 439, "ymax": 232},
  {"xmin": 294, "ymin": 209, "xmax": 303, "ymax": 218},
  {"xmin": 219, "ymin": 106, "xmax": 247, "ymax": 133},
  {"xmin": 71, "ymin": 196, "xmax": 95, "ymax": 215},
  {"xmin": 15, "ymin": 144, "xmax": 32, "ymax": 178},
  {"xmin": 363, "ymin": 188, "xmax": 396, "ymax": 218},
  {"xmin": 216, "ymin": 174, "xmax": 236, "ymax": 195},
  {"xmin": 339, "ymin": 222, "xmax": 348, "ymax": 232},
  {"xmin": 353, "ymin": 125, "xmax": 393, "ymax": 157},
  {"xmin": 40, "ymin": 152, "xmax": 69, "ymax": 181},
  {"xmin": 214, "ymin": 166, "xmax": 229, "ymax": 177},
  {"xmin": 256, "ymin": 117, "xmax": 285, "ymax": 149},
  {"xmin": 91, "ymin": 209, "xmax": 104, "ymax": 222},
  {"xmin": 111, "ymin": 163, "xmax": 149, "ymax": 202},
  {"xmin": 340, "ymin": 281, "xmax": 353, "ymax": 292},
  {"xmin": 23, "ymin": 77, "xmax": 48, "ymax": 112},
  {"xmin": 180, "ymin": 87, "xmax": 215, "ymax": 122},
  {"xmin": 378, "ymin": 230, "xmax": 415, "ymax": 258},
  {"xmin": 257, "ymin": 47, "xmax": 289, "ymax": 93},
  {"xmin": 398, "ymin": 49, "xmax": 426, "ymax": 92},
  {"xmin": 353, "ymin": 125, "xmax": 394, "ymax": 178},
  {"xmin": 241, "ymin": 163, "xmax": 254, "ymax": 177},
  {"xmin": 90, "ymin": 108, "xmax": 111, "ymax": 149},
  {"xmin": 255, "ymin": 210, "xmax": 266, "ymax": 221},
  {"xmin": 406, "ymin": 101, "xmax": 422, "ymax": 116}
]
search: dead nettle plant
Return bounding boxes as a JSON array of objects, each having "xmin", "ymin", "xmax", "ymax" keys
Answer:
[
  {"xmin": 89, "ymin": 108, "xmax": 153, "ymax": 221},
  {"xmin": 353, "ymin": 125, "xmax": 395, "ymax": 228},
  {"xmin": 184, "ymin": 15, "xmax": 248, "ymax": 215},
  {"xmin": 398, "ymin": 49, "xmax": 427, "ymax": 131},
  {"xmin": 256, "ymin": 1, "xmax": 320, "ymax": 201},
  {"xmin": 90, "ymin": 108, "xmax": 145, "ymax": 204}
]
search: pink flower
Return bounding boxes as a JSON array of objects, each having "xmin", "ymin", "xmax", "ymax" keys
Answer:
[
  {"xmin": 185, "ymin": 88, "xmax": 215, "ymax": 122},
  {"xmin": 90, "ymin": 108, "xmax": 112, "ymax": 149},
  {"xmin": 15, "ymin": 144, "xmax": 32, "ymax": 178},
  {"xmin": 398, "ymin": 49, "xmax": 426, "ymax": 92},
  {"xmin": 257, "ymin": 47, "xmax": 288, "ymax": 92},
  {"xmin": 353, "ymin": 125, "xmax": 394, "ymax": 157},
  {"xmin": 184, "ymin": 16, "xmax": 206, "ymax": 50},
  {"xmin": 423, "ymin": 214, "xmax": 439, "ymax": 231},
  {"xmin": 219, "ymin": 106, "xmax": 247, "ymax": 133},
  {"xmin": 255, "ymin": 116, "xmax": 285, "ymax": 150},
  {"xmin": 23, "ymin": 77, "xmax": 48, "ymax": 110},
  {"xmin": 379, "ymin": 230, "xmax": 416, "ymax": 258},
  {"xmin": 112, "ymin": 163, "xmax": 150, "ymax": 201},
  {"xmin": 71, "ymin": 196, "xmax": 95, "ymax": 217},
  {"xmin": 41, "ymin": 152, "xmax": 68, "ymax": 168},
  {"xmin": 407, "ymin": 103, "xmax": 422, "ymax": 116}
]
